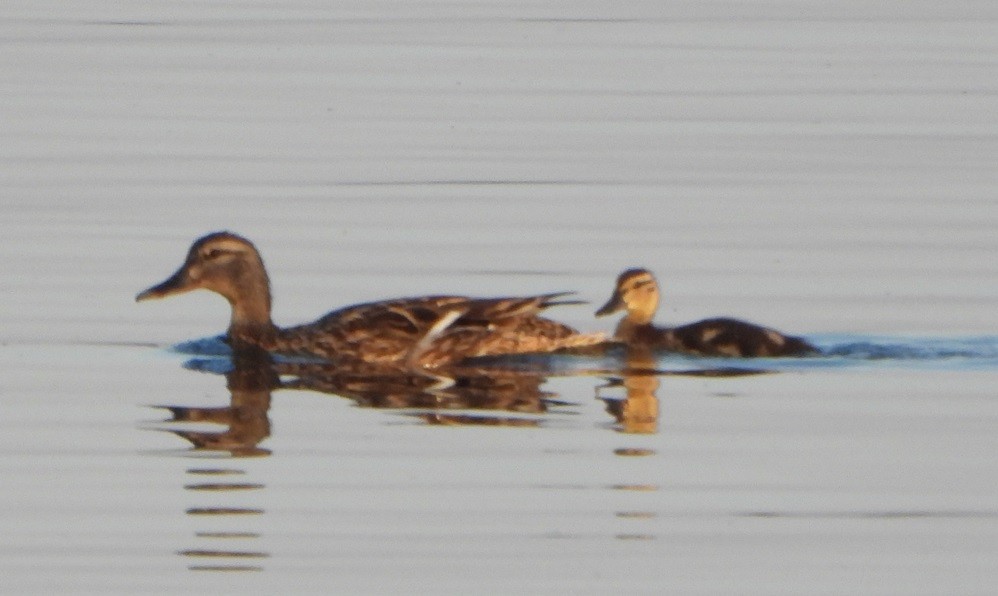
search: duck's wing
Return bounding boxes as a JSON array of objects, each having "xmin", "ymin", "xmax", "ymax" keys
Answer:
[
  {"xmin": 418, "ymin": 293, "xmax": 605, "ymax": 364},
  {"xmin": 457, "ymin": 292, "xmax": 584, "ymax": 324},
  {"xmin": 319, "ymin": 292, "xmax": 584, "ymax": 332},
  {"xmin": 277, "ymin": 296, "xmax": 470, "ymax": 363}
]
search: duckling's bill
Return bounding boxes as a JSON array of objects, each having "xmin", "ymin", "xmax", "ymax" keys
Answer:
[{"xmin": 595, "ymin": 289, "xmax": 626, "ymax": 317}]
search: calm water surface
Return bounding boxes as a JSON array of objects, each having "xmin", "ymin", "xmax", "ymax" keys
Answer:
[{"xmin": 2, "ymin": 2, "xmax": 997, "ymax": 594}]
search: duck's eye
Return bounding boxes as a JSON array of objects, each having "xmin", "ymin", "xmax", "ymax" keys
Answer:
[{"xmin": 202, "ymin": 248, "xmax": 225, "ymax": 260}]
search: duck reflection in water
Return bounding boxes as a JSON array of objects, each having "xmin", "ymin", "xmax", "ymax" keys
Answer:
[
  {"xmin": 280, "ymin": 357, "xmax": 562, "ymax": 427},
  {"xmin": 156, "ymin": 349, "xmax": 564, "ymax": 454},
  {"xmin": 158, "ymin": 349, "xmax": 277, "ymax": 457}
]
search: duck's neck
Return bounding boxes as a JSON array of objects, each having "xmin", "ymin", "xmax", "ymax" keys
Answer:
[
  {"xmin": 614, "ymin": 317, "xmax": 645, "ymax": 342},
  {"xmin": 614, "ymin": 300, "xmax": 657, "ymax": 341},
  {"xmin": 627, "ymin": 297, "xmax": 658, "ymax": 325},
  {"xmin": 226, "ymin": 272, "xmax": 278, "ymax": 349},
  {"xmin": 627, "ymin": 309, "xmax": 656, "ymax": 326}
]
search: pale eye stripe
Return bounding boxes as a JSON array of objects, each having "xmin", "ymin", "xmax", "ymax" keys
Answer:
[
  {"xmin": 202, "ymin": 240, "xmax": 250, "ymax": 257},
  {"xmin": 625, "ymin": 277, "xmax": 655, "ymax": 291}
]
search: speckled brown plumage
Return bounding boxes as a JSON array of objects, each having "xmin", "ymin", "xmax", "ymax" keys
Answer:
[
  {"xmin": 596, "ymin": 268, "xmax": 817, "ymax": 357},
  {"xmin": 137, "ymin": 231, "xmax": 604, "ymax": 367}
]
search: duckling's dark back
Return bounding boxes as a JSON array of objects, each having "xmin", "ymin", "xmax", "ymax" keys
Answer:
[{"xmin": 669, "ymin": 317, "xmax": 817, "ymax": 357}]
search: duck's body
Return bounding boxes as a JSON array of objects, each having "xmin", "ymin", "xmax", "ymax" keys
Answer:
[
  {"xmin": 137, "ymin": 232, "xmax": 604, "ymax": 368},
  {"xmin": 260, "ymin": 293, "xmax": 598, "ymax": 366},
  {"xmin": 597, "ymin": 269, "xmax": 817, "ymax": 358}
]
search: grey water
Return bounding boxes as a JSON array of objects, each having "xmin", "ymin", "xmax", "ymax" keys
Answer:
[{"xmin": 3, "ymin": 2, "xmax": 998, "ymax": 594}]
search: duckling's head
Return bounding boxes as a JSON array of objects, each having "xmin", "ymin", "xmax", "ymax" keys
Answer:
[
  {"xmin": 595, "ymin": 268, "xmax": 659, "ymax": 324},
  {"xmin": 136, "ymin": 232, "xmax": 272, "ymax": 321}
]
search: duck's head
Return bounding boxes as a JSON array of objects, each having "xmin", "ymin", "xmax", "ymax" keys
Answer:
[
  {"xmin": 136, "ymin": 232, "xmax": 272, "ymax": 318},
  {"xmin": 595, "ymin": 268, "xmax": 659, "ymax": 324}
]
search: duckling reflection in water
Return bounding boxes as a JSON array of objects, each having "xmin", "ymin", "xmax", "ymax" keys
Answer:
[
  {"xmin": 597, "ymin": 350, "xmax": 660, "ymax": 434},
  {"xmin": 596, "ymin": 349, "xmax": 776, "ymax": 435},
  {"xmin": 596, "ymin": 268, "xmax": 817, "ymax": 357},
  {"xmin": 137, "ymin": 232, "xmax": 605, "ymax": 368}
]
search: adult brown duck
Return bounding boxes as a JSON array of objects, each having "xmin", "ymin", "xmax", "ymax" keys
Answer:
[
  {"xmin": 137, "ymin": 231, "xmax": 605, "ymax": 368},
  {"xmin": 595, "ymin": 268, "xmax": 817, "ymax": 357}
]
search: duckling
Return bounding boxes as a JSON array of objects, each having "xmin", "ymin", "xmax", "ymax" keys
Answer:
[
  {"xmin": 596, "ymin": 268, "xmax": 817, "ymax": 357},
  {"xmin": 137, "ymin": 232, "xmax": 605, "ymax": 368}
]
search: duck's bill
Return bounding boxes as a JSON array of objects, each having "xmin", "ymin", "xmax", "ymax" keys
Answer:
[
  {"xmin": 136, "ymin": 268, "xmax": 194, "ymax": 302},
  {"xmin": 594, "ymin": 292, "xmax": 625, "ymax": 317}
]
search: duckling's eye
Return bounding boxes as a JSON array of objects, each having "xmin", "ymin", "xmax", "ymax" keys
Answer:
[{"xmin": 203, "ymin": 248, "xmax": 225, "ymax": 260}]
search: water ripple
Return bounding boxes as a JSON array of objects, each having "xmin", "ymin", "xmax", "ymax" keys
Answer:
[{"xmin": 168, "ymin": 334, "xmax": 998, "ymax": 374}]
